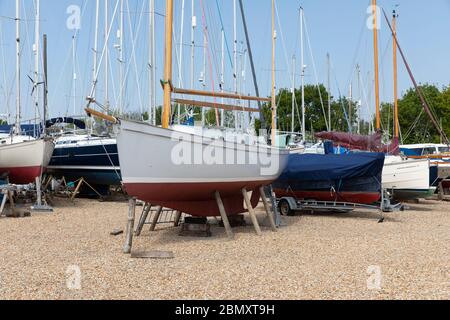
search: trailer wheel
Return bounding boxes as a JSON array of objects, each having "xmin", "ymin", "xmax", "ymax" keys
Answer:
[{"xmin": 278, "ymin": 199, "xmax": 295, "ymax": 216}]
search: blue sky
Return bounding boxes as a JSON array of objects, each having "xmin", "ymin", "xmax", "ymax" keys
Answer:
[{"xmin": 0, "ymin": 0, "xmax": 450, "ymax": 124}]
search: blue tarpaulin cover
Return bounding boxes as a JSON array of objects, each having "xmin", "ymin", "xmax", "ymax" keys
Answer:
[{"xmin": 277, "ymin": 152, "xmax": 386, "ymax": 183}]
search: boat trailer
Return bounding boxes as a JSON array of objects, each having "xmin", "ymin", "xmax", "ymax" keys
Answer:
[{"xmin": 276, "ymin": 190, "xmax": 404, "ymax": 223}]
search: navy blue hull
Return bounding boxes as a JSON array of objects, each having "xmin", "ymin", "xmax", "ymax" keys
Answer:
[{"xmin": 48, "ymin": 142, "xmax": 121, "ymax": 186}]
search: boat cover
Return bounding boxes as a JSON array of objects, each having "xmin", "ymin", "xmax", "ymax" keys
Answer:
[
  {"xmin": 46, "ymin": 117, "xmax": 86, "ymax": 129},
  {"xmin": 315, "ymin": 130, "xmax": 400, "ymax": 155},
  {"xmin": 277, "ymin": 152, "xmax": 385, "ymax": 183}
]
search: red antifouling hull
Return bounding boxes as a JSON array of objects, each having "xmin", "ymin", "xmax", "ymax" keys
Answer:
[
  {"xmin": 124, "ymin": 180, "xmax": 273, "ymax": 217},
  {"xmin": 0, "ymin": 166, "xmax": 43, "ymax": 185}
]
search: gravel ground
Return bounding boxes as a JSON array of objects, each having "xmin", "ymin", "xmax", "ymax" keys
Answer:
[{"xmin": 0, "ymin": 198, "xmax": 448, "ymax": 300}]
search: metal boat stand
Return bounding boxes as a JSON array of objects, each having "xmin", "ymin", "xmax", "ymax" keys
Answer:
[{"xmin": 31, "ymin": 176, "xmax": 53, "ymax": 213}]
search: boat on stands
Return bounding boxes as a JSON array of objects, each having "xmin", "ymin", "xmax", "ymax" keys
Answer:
[
  {"xmin": 116, "ymin": 120, "xmax": 288, "ymax": 217},
  {"xmin": 86, "ymin": 0, "xmax": 288, "ymax": 217},
  {"xmin": 0, "ymin": 1, "xmax": 54, "ymax": 185},
  {"xmin": 0, "ymin": 135, "xmax": 54, "ymax": 184}
]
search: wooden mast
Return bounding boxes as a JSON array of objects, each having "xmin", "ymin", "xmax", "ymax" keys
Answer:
[
  {"xmin": 162, "ymin": 0, "xmax": 174, "ymax": 129},
  {"xmin": 392, "ymin": 10, "xmax": 399, "ymax": 138},
  {"xmin": 372, "ymin": 0, "xmax": 381, "ymax": 130},
  {"xmin": 271, "ymin": 0, "xmax": 277, "ymax": 144}
]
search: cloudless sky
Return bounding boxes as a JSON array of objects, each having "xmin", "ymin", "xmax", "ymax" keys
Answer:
[{"xmin": 0, "ymin": 0, "xmax": 450, "ymax": 125}]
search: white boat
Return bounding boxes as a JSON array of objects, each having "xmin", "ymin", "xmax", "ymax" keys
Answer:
[
  {"xmin": 0, "ymin": 1, "xmax": 55, "ymax": 185},
  {"xmin": 116, "ymin": 120, "xmax": 288, "ymax": 217},
  {"xmin": 0, "ymin": 135, "xmax": 55, "ymax": 184},
  {"xmin": 382, "ymin": 156, "xmax": 435, "ymax": 200}
]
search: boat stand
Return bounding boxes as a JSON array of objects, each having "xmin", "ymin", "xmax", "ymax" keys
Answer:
[
  {"xmin": 31, "ymin": 176, "xmax": 53, "ymax": 213},
  {"xmin": 214, "ymin": 188, "xmax": 278, "ymax": 239}
]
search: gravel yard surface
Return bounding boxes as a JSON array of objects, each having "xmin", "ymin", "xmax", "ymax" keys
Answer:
[{"xmin": 0, "ymin": 198, "xmax": 448, "ymax": 300}]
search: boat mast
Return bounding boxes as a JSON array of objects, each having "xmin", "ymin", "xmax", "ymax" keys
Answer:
[
  {"xmin": 348, "ymin": 83, "xmax": 352, "ymax": 132},
  {"xmin": 72, "ymin": 35, "xmax": 77, "ymax": 116},
  {"xmin": 300, "ymin": 7, "xmax": 305, "ymax": 141},
  {"xmin": 291, "ymin": 55, "xmax": 296, "ymax": 133},
  {"xmin": 357, "ymin": 64, "xmax": 361, "ymax": 134},
  {"xmin": 392, "ymin": 10, "xmax": 399, "ymax": 139},
  {"xmin": 327, "ymin": 53, "xmax": 331, "ymax": 132},
  {"xmin": 118, "ymin": 0, "xmax": 124, "ymax": 115},
  {"xmin": 233, "ymin": 0, "xmax": 239, "ymax": 129},
  {"xmin": 92, "ymin": 0, "xmax": 100, "ymax": 99},
  {"xmin": 34, "ymin": 0, "xmax": 40, "ymax": 135},
  {"xmin": 190, "ymin": 0, "xmax": 196, "ymax": 92},
  {"xmin": 220, "ymin": 29, "xmax": 225, "ymax": 127},
  {"xmin": 162, "ymin": 0, "xmax": 174, "ymax": 129},
  {"xmin": 201, "ymin": 30, "xmax": 207, "ymax": 126},
  {"xmin": 177, "ymin": 0, "xmax": 186, "ymax": 124},
  {"xmin": 15, "ymin": 0, "xmax": 21, "ymax": 135},
  {"xmin": 271, "ymin": 0, "xmax": 276, "ymax": 144},
  {"xmin": 149, "ymin": 0, "xmax": 156, "ymax": 125},
  {"xmin": 238, "ymin": 0, "xmax": 266, "ymax": 131},
  {"xmin": 43, "ymin": 34, "xmax": 48, "ymax": 136},
  {"xmin": 372, "ymin": 0, "xmax": 381, "ymax": 130},
  {"xmin": 104, "ymin": 0, "xmax": 110, "ymax": 113}
]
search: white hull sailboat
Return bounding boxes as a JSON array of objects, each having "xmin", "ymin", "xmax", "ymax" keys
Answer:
[
  {"xmin": 116, "ymin": 120, "xmax": 288, "ymax": 217},
  {"xmin": 87, "ymin": 0, "xmax": 288, "ymax": 217},
  {"xmin": 382, "ymin": 156, "xmax": 434, "ymax": 200},
  {"xmin": 0, "ymin": 1, "xmax": 54, "ymax": 185},
  {"xmin": 0, "ymin": 135, "xmax": 54, "ymax": 184}
]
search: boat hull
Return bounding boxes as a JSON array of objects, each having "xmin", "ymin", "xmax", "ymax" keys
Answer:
[
  {"xmin": 273, "ymin": 153, "xmax": 385, "ymax": 205},
  {"xmin": 47, "ymin": 137, "xmax": 121, "ymax": 186},
  {"xmin": 382, "ymin": 156, "xmax": 432, "ymax": 200},
  {"xmin": 0, "ymin": 139, "xmax": 55, "ymax": 184},
  {"xmin": 117, "ymin": 120, "xmax": 289, "ymax": 217}
]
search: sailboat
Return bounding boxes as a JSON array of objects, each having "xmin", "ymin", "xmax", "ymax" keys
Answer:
[
  {"xmin": 86, "ymin": 0, "xmax": 288, "ymax": 217},
  {"xmin": 47, "ymin": 0, "xmax": 122, "ymax": 190},
  {"xmin": 273, "ymin": 7, "xmax": 385, "ymax": 205},
  {"xmin": 0, "ymin": 0, "xmax": 54, "ymax": 185},
  {"xmin": 380, "ymin": 7, "xmax": 434, "ymax": 200},
  {"xmin": 315, "ymin": 3, "xmax": 433, "ymax": 201}
]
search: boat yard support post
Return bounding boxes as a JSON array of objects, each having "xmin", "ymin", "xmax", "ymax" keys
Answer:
[
  {"xmin": 149, "ymin": 206, "xmax": 163, "ymax": 231},
  {"xmin": 238, "ymin": 0, "xmax": 266, "ymax": 131},
  {"xmin": 241, "ymin": 188, "xmax": 262, "ymax": 236},
  {"xmin": 372, "ymin": 0, "xmax": 381, "ymax": 130},
  {"xmin": 124, "ymin": 198, "xmax": 137, "ymax": 254},
  {"xmin": 259, "ymin": 186, "xmax": 277, "ymax": 232},
  {"xmin": 162, "ymin": 0, "xmax": 174, "ymax": 129},
  {"xmin": 135, "ymin": 203, "xmax": 152, "ymax": 236},
  {"xmin": 173, "ymin": 210, "xmax": 182, "ymax": 227},
  {"xmin": 215, "ymin": 191, "xmax": 234, "ymax": 240},
  {"xmin": 271, "ymin": 0, "xmax": 277, "ymax": 144},
  {"xmin": 392, "ymin": 11, "xmax": 399, "ymax": 139}
]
